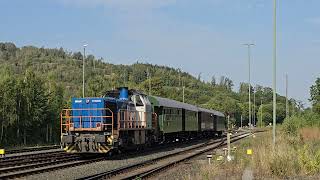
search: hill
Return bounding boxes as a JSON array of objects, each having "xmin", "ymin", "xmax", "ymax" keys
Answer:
[{"xmin": 0, "ymin": 42, "xmax": 297, "ymax": 146}]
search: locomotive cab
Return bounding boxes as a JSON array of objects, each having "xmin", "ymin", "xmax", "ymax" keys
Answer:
[
  {"xmin": 131, "ymin": 94, "xmax": 152, "ymax": 128},
  {"xmin": 60, "ymin": 97, "xmax": 116, "ymax": 153}
]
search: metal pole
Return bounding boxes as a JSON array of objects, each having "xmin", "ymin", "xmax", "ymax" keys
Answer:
[
  {"xmin": 93, "ymin": 58, "xmax": 96, "ymax": 70},
  {"xmin": 243, "ymin": 43, "xmax": 254, "ymax": 128},
  {"xmin": 261, "ymin": 99, "xmax": 263, "ymax": 128},
  {"xmin": 148, "ymin": 68, "xmax": 151, "ymax": 95},
  {"xmin": 286, "ymin": 74, "xmax": 289, "ymax": 118},
  {"xmin": 179, "ymin": 68, "xmax": 181, "ymax": 87},
  {"xmin": 227, "ymin": 115, "xmax": 231, "ymax": 160},
  {"xmin": 253, "ymin": 87, "xmax": 256, "ymax": 127},
  {"xmin": 241, "ymin": 115, "xmax": 243, "ymax": 129},
  {"xmin": 182, "ymin": 86, "xmax": 185, "ymax": 103},
  {"xmin": 272, "ymin": 0, "xmax": 277, "ymax": 148},
  {"xmin": 82, "ymin": 44, "xmax": 87, "ymax": 98},
  {"xmin": 248, "ymin": 46, "xmax": 251, "ymax": 128}
]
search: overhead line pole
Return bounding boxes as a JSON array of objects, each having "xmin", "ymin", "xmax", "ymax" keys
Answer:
[
  {"xmin": 253, "ymin": 86, "xmax": 256, "ymax": 127},
  {"xmin": 243, "ymin": 43, "xmax": 254, "ymax": 128},
  {"xmin": 260, "ymin": 99, "xmax": 263, "ymax": 128},
  {"xmin": 147, "ymin": 68, "xmax": 151, "ymax": 95},
  {"xmin": 82, "ymin": 44, "xmax": 87, "ymax": 98},
  {"xmin": 183, "ymin": 86, "xmax": 185, "ymax": 103},
  {"xmin": 272, "ymin": 0, "xmax": 277, "ymax": 148},
  {"xmin": 286, "ymin": 74, "xmax": 289, "ymax": 118}
]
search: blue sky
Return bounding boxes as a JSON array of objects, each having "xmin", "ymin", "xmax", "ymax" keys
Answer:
[{"xmin": 1, "ymin": 0, "xmax": 319, "ymax": 106}]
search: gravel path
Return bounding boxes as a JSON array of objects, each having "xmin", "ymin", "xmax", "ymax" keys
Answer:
[{"xmin": 25, "ymin": 140, "xmax": 215, "ymax": 180}]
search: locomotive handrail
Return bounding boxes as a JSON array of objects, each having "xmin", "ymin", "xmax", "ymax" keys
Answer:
[{"xmin": 60, "ymin": 108, "xmax": 114, "ymax": 135}]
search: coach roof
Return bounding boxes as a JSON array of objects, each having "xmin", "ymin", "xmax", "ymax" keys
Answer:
[
  {"xmin": 151, "ymin": 96, "xmax": 198, "ymax": 112},
  {"xmin": 198, "ymin": 107, "xmax": 225, "ymax": 117}
]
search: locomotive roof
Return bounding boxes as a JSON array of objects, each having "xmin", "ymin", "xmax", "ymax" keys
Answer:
[
  {"xmin": 198, "ymin": 107, "xmax": 225, "ymax": 117},
  {"xmin": 151, "ymin": 96, "xmax": 199, "ymax": 112}
]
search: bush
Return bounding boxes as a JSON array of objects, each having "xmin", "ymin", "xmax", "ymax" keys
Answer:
[
  {"xmin": 298, "ymin": 143, "xmax": 320, "ymax": 174},
  {"xmin": 269, "ymin": 153, "xmax": 299, "ymax": 178},
  {"xmin": 282, "ymin": 112, "xmax": 320, "ymax": 137},
  {"xmin": 282, "ymin": 115, "xmax": 304, "ymax": 136}
]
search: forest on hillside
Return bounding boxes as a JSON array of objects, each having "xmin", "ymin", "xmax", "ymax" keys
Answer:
[{"xmin": 0, "ymin": 42, "xmax": 316, "ymax": 147}]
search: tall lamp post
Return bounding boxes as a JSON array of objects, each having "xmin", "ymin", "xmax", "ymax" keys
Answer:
[
  {"xmin": 272, "ymin": 0, "xmax": 277, "ymax": 148},
  {"xmin": 83, "ymin": 44, "xmax": 88, "ymax": 98},
  {"xmin": 243, "ymin": 43, "xmax": 254, "ymax": 128}
]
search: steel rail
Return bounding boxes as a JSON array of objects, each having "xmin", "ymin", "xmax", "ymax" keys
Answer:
[
  {"xmin": 76, "ymin": 132, "xmax": 250, "ymax": 180},
  {"xmin": 129, "ymin": 133, "xmax": 250, "ymax": 180},
  {"xmin": 5, "ymin": 145, "xmax": 61, "ymax": 154}
]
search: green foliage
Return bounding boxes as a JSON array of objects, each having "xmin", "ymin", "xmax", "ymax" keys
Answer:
[
  {"xmin": 268, "ymin": 149, "xmax": 302, "ymax": 178},
  {"xmin": 310, "ymin": 78, "xmax": 320, "ymax": 114},
  {"xmin": 0, "ymin": 66, "xmax": 65, "ymax": 146},
  {"xmin": 282, "ymin": 111, "xmax": 320, "ymax": 137}
]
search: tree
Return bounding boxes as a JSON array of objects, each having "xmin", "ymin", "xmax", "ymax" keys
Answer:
[
  {"xmin": 310, "ymin": 78, "xmax": 320, "ymax": 113},
  {"xmin": 256, "ymin": 103, "xmax": 286, "ymax": 126},
  {"xmin": 72, "ymin": 52, "xmax": 83, "ymax": 60},
  {"xmin": 20, "ymin": 70, "xmax": 49, "ymax": 145},
  {"xmin": 0, "ymin": 67, "xmax": 17, "ymax": 144},
  {"xmin": 219, "ymin": 76, "xmax": 233, "ymax": 91},
  {"xmin": 211, "ymin": 76, "xmax": 216, "ymax": 86},
  {"xmin": 47, "ymin": 82, "xmax": 65, "ymax": 143}
]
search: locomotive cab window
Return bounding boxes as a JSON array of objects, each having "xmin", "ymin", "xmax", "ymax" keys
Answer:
[{"xmin": 133, "ymin": 95, "xmax": 144, "ymax": 106}]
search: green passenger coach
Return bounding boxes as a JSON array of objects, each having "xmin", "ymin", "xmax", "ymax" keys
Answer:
[{"xmin": 149, "ymin": 96, "xmax": 224, "ymax": 142}]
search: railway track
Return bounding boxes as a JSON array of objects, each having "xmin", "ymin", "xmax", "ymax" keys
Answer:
[
  {"xmin": 0, "ymin": 152, "xmax": 104, "ymax": 179},
  {"xmin": 0, "ymin": 151, "xmax": 78, "ymax": 168},
  {"xmin": 5, "ymin": 145, "xmax": 60, "ymax": 154},
  {"xmin": 76, "ymin": 132, "xmax": 251, "ymax": 180},
  {"xmin": 0, "ymin": 135, "xmax": 224, "ymax": 179},
  {"xmin": 129, "ymin": 133, "xmax": 249, "ymax": 180},
  {"xmin": 0, "ymin": 149, "xmax": 83, "ymax": 179},
  {"xmin": 0, "ymin": 131, "xmax": 252, "ymax": 179},
  {"xmin": 0, "ymin": 156, "xmax": 108, "ymax": 179},
  {"xmin": 0, "ymin": 150, "xmax": 65, "ymax": 165}
]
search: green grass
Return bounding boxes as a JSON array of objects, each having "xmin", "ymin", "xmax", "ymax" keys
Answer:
[{"xmin": 183, "ymin": 126, "xmax": 320, "ymax": 179}]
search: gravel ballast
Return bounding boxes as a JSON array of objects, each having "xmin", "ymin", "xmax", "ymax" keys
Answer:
[{"xmin": 25, "ymin": 140, "xmax": 214, "ymax": 180}]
